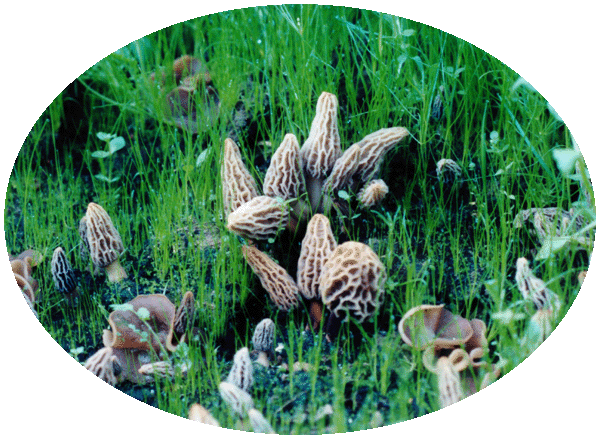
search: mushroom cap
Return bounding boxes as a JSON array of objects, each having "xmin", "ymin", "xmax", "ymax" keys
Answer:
[
  {"xmin": 322, "ymin": 143, "xmax": 361, "ymax": 195},
  {"xmin": 296, "ymin": 214, "xmax": 337, "ymax": 300},
  {"xmin": 515, "ymin": 257, "xmax": 561, "ymax": 311},
  {"xmin": 435, "ymin": 356, "xmax": 464, "ymax": 408},
  {"xmin": 319, "ymin": 241, "xmax": 386, "ymax": 323},
  {"xmin": 242, "ymin": 245, "xmax": 300, "ymax": 311},
  {"xmin": 102, "ymin": 294, "xmax": 176, "ymax": 353},
  {"xmin": 226, "ymin": 347, "xmax": 254, "ymax": 392},
  {"xmin": 227, "ymin": 196, "xmax": 289, "ymax": 241},
  {"xmin": 219, "ymin": 381, "xmax": 254, "ymax": 416},
  {"xmin": 252, "ymin": 318, "xmax": 275, "ymax": 354},
  {"xmin": 263, "ymin": 133, "xmax": 306, "ymax": 201},
  {"xmin": 354, "ymin": 127, "xmax": 410, "ymax": 182},
  {"xmin": 84, "ymin": 347, "xmax": 120, "ymax": 386},
  {"xmin": 357, "ymin": 179, "xmax": 389, "ymax": 208},
  {"xmin": 397, "ymin": 304, "xmax": 474, "ymax": 350},
  {"xmin": 436, "ymin": 158, "xmax": 462, "ymax": 183},
  {"xmin": 300, "ymin": 92, "xmax": 342, "ymax": 179},
  {"xmin": 167, "ymin": 291, "xmax": 195, "ymax": 351},
  {"xmin": 248, "ymin": 408, "xmax": 275, "ymax": 434},
  {"xmin": 221, "ymin": 138, "xmax": 260, "ymax": 215},
  {"xmin": 80, "ymin": 202, "xmax": 126, "ymax": 273},
  {"xmin": 51, "ymin": 247, "xmax": 77, "ymax": 295},
  {"xmin": 188, "ymin": 404, "xmax": 220, "ymax": 426}
]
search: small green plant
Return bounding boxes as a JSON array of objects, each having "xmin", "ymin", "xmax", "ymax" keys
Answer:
[{"xmin": 91, "ymin": 132, "xmax": 126, "ymax": 183}]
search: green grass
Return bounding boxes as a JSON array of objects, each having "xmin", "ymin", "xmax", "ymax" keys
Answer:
[{"xmin": 4, "ymin": 5, "xmax": 593, "ymax": 434}]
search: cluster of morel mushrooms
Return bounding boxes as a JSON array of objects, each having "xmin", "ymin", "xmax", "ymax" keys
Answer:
[{"xmin": 12, "ymin": 89, "xmax": 582, "ymax": 427}]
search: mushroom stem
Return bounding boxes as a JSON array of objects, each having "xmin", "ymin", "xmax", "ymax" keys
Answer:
[
  {"xmin": 104, "ymin": 259, "xmax": 128, "ymax": 283},
  {"xmin": 305, "ymin": 175, "xmax": 324, "ymax": 213},
  {"xmin": 324, "ymin": 312, "xmax": 344, "ymax": 341},
  {"xmin": 307, "ymin": 299, "xmax": 323, "ymax": 331}
]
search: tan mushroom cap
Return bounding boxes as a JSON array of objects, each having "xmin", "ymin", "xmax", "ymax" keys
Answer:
[
  {"xmin": 188, "ymin": 404, "xmax": 220, "ymax": 427},
  {"xmin": 300, "ymin": 92, "xmax": 341, "ymax": 179},
  {"xmin": 398, "ymin": 304, "xmax": 474, "ymax": 350},
  {"xmin": 242, "ymin": 245, "xmax": 300, "ymax": 311},
  {"xmin": 167, "ymin": 291, "xmax": 195, "ymax": 351},
  {"xmin": 435, "ymin": 356, "xmax": 464, "ymax": 408},
  {"xmin": 297, "ymin": 214, "xmax": 337, "ymax": 301},
  {"xmin": 515, "ymin": 257, "xmax": 561, "ymax": 312},
  {"xmin": 84, "ymin": 346, "xmax": 120, "ymax": 386},
  {"xmin": 354, "ymin": 127, "xmax": 410, "ymax": 183},
  {"xmin": 357, "ymin": 179, "xmax": 389, "ymax": 208},
  {"xmin": 322, "ymin": 143, "xmax": 361, "ymax": 195},
  {"xmin": 252, "ymin": 318, "xmax": 275, "ymax": 354},
  {"xmin": 102, "ymin": 294, "xmax": 176, "ymax": 354},
  {"xmin": 11, "ymin": 254, "xmax": 39, "ymax": 304},
  {"xmin": 80, "ymin": 202, "xmax": 127, "ymax": 282},
  {"xmin": 226, "ymin": 347, "xmax": 254, "ymax": 392},
  {"xmin": 221, "ymin": 138, "xmax": 260, "ymax": 215},
  {"xmin": 51, "ymin": 247, "xmax": 77, "ymax": 296},
  {"xmin": 219, "ymin": 381, "xmax": 254, "ymax": 417},
  {"xmin": 263, "ymin": 133, "xmax": 306, "ymax": 201},
  {"xmin": 319, "ymin": 241, "xmax": 386, "ymax": 323},
  {"xmin": 436, "ymin": 158, "xmax": 462, "ymax": 183},
  {"xmin": 227, "ymin": 196, "xmax": 289, "ymax": 241},
  {"xmin": 248, "ymin": 408, "xmax": 276, "ymax": 434}
]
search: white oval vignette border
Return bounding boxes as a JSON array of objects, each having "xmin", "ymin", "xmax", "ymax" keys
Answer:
[{"xmin": 1, "ymin": 1, "xmax": 597, "ymax": 438}]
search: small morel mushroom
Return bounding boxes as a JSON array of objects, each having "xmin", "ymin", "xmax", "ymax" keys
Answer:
[
  {"xmin": 84, "ymin": 347, "xmax": 121, "ymax": 387},
  {"xmin": 248, "ymin": 408, "xmax": 275, "ymax": 434},
  {"xmin": 431, "ymin": 85, "xmax": 445, "ymax": 122},
  {"xmin": 227, "ymin": 347, "xmax": 254, "ymax": 392},
  {"xmin": 252, "ymin": 318, "xmax": 275, "ymax": 366},
  {"xmin": 435, "ymin": 356, "xmax": 464, "ymax": 408},
  {"xmin": 10, "ymin": 250, "xmax": 41, "ymax": 309},
  {"xmin": 296, "ymin": 214, "xmax": 337, "ymax": 329},
  {"xmin": 188, "ymin": 404, "xmax": 220, "ymax": 427},
  {"xmin": 79, "ymin": 202, "xmax": 127, "ymax": 282},
  {"xmin": 515, "ymin": 258, "xmax": 561, "ymax": 313},
  {"xmin": 319, "ymin": 241, "xmax": 386, "ymax": 339},
  {"xmin": 227, "ymin": 196, "xmax": 289, "ymax": 241},
  {"xmin": 219, "ymin": 381, "xmax": 254, "ymax": 417},
  {"xmin": 221, "ymin": 138, "xmax": 260, "ymax": 216},
  {"xmin": 357, "ymin": 179, "xmax": 389, "ymax": 208},
  {"xmin": 167, "ymin": 291, "xmax": 195, "ymax": 350},
  {"xmin": 435, "ymin": 158, "xmax": 462, "ymax": 184},
  {"xmin": 513, "ymin": 207, "xmax": 589, "ymax": 244},
  {"xmin": 398, "ymin": 304, "xmax": 474, "ymax": 350},
  {"xmin": 51, "ymin": 247, "xmax": 78, "ymax": 299},
  {"xmin": 242, "ymin": 245, "xmax": 300, "ymax": 311}
]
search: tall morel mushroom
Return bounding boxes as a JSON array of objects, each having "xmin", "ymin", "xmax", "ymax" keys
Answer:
[
  {"xmin": 221, "ymin": 138, "xmax": 260, "ymax": 216},
  {"xmin": 319, "ymin": 241, "xmax": 386, "ymax": 339},
  {"xmin": 296, "ymin": 214, "xmax": 337, "ymax": 329},
  {"xmin": 227, "ymin": 196, "xmax": 289, "ymax": 241},
  {"xmin": 227, "ymin": 347, "xmax": 254, "ymax": 392},
  {"xmin": 79, "ymin": 202, "xmax": 127, "ymax": 282}
]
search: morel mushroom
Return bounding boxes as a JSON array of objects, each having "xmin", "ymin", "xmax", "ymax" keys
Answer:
[
  {"xmin": 227, "ymin": 347, "xmax": 254, "ymax": 392},
  {"xmin": 252, "ymin": 318, "xmax": 275, "ymax": 366},
  {"xmin": 221, "ymin": 138, "xmax": 259, "ymax": 216},
  {"xmin": 357, "ymin": 179, "xmax": 389, "ymax": 208},
  {"xmin": 515, "ymin": 257, "xmax": 561, "ymax": 313},
  {"xmin": 319, "ymin": 241, "xmax": 386, "ymax": 339},
  {"xmin": 296, "ymin": 214, "xmax": 337, "ymax": 329},
  {"xmin": 242, "ymin": 245, "xmax": 300, "ymax": 311},
  {"xmin": 436, "ymin": 158, "xmax": 462, "ymax": 184},
  {"xmin": 435, "ymin": 356, "xmax": 464, "ymax": 408},
  {"xmin": 188, "ymin": 404, "xmax": 220, "ymax": 427},
  {"xmin": 167, "ymin": 290, "xmax": 195, "ymax": 350},
  {"xmin": 227, "ymin": 196, "xmax": 289, "ymax": 241},
  {"xmin": 51, "ymin": 247, "xmax": 78, "ymax": 299},
  {"xmin": 219, "ymin": 381, "xmax": 254, "ymax": 417},
  {"xmin": 248, "ymin": 408, "xmax": 275, "ymax": 434},
  {"xmin": 353, "ymin": 127, "xmax": 410, "ymax": 183},
  {"xmin": 79, "ymin": 202, "xmax": 127, "ymax": 282},
  {"xmin": 84, "ymin": 346, "xmax": 121, "ymax": 387},
  {"xmin": 300, "ymin": 92, "xmax": 342, "ymax": 210}
]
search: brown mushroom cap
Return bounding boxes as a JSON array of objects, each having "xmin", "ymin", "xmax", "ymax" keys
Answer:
[
  {"xmin": 515, "ymin": 257, "xmax": 561, "ymax": 312},
  {"xmin": 166, "ymin": 291, "xmax": 195, "ymax": 351},
  {"xmin": 398, "ymin": 304, "xmax": 474, "ymax": 350},
  {"xmin": 435, "ymin": 356, "xmax": 464, "ymax": 408},
  {"xmin": 322, "ymin": 143, "xmax": 361, "ymax": 195},
  {"xmin": 84, "ymin": 346, "xmax": 120, "ymax": 386},
  {"xmin": 227, "ymin": 196, "xmax": 289, "ymax": 241},
  {"xmin": 226, "ymin": 347, "xmax": 254, "ymax": 392},
  {"xmin": 80, "ymin": 202, "xmax": 127, "ymax": 283},
  {"xmin": 221, "ymin": 138, "xmax": 260, "ymax": 215},
  {"xmin": 297, "ymin": 214, "xmax": 337, "ymax": 301},
  {"xmin": 354, "ymin": 127, "xmax": 410, "ymax": 183},
  {"xmin": 357, "ymin": 179, "xmax": 389, "ymax": 208},
  {"xmin": 319, "ymin": 241, "xmax": 386, "ymax": 323},
  {"xmin": 436, "ymin": 158, "xmax": 462, "ymax": 184},
  {"xmin": 242, "ymin": 245, "xmax": 300, "ymax": 311},
  {"xmin": 102, "ymin": 294, "xmax": 176, "ymax": 354},
  {"xmin": 263, "ymin": 133, "xmax": 306, "ymax": 201},
  {"xmin": 51, "ymin": 247, "xmax": 78, "ymax": 296},
  {"xmin": 300, "ymin": 92, "xmax": 341, "ymax": 179}
]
